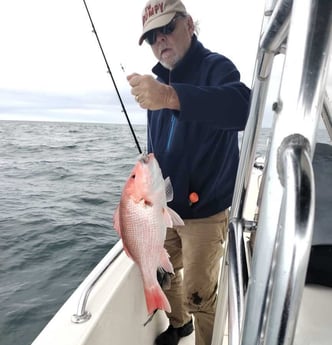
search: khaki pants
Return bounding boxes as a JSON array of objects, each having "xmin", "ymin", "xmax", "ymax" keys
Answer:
[{"xmin": 164, "ymin": 209, "xmax": 228, "ymax": 345}]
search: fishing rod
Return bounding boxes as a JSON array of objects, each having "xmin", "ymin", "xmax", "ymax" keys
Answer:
[{"xmin": 82, "ymin": 0, "xmax": 142, "ymax": 154}]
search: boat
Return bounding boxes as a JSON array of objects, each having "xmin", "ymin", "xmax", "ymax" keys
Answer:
[{"xmin": 31, "ymin": 0, "xmax": 332, "ymax": 344}]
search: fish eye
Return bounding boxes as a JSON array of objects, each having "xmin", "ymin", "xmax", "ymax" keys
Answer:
[{"xmin": 131, "ymin": 174, "xmax": 136, "ymax": 179}]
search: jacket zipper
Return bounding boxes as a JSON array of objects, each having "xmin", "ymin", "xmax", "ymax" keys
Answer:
[
  {"xmin": 166, "ymin": 71, "xmax": 176, "ymax": 152},
  {"xmin": 166, "ymin": 114, "xmax": 176, "ymax": 151}
]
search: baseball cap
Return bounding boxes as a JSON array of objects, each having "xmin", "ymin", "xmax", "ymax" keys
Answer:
[{"xmin": 139, "ymin": 0, "xmax": 187, "ymax": 45}]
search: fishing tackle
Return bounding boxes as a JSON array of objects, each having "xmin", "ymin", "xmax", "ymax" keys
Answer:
[{"xmin": 82, "ymin": 0, "xmax": 142, "ymax": 154}]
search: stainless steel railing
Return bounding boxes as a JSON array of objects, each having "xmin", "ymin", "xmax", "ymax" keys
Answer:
[
  {"xmin": 212, "ymin": 0, "xmax": 332, "ymax": 344},
  {"xmin": 262, "ymin": 134, "xmax": 315, "ymax": 345},
  {"xmin": 72, "ymin": 240, "xmax": 123, "ymax": 323},
  {"xmin": 322, "ymin": 92, "xmax": 332, "ymax": 140}
]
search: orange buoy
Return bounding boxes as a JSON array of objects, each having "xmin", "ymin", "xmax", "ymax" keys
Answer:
[{"xmin": 189, "ymin": 192, "xmax": 199, "ymax": 204}]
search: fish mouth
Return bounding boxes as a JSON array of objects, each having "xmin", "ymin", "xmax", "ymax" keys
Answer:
[{"xmin": 139, "ymin": 153, "xmax": 150, "ymax": 164}]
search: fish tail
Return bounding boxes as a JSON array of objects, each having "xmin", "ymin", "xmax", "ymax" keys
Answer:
[{"xmin": 144, "ymin": 285, "xmax": 171, "ymax": 315}]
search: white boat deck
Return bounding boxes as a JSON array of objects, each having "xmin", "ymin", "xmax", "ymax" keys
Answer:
[
  {"xmin": 293, "ymin": 285, "xmax": 332, "ymax": 345},
  {"xmin": 181, "ymin": 285, "xmax": 332, "ymax": 345}
]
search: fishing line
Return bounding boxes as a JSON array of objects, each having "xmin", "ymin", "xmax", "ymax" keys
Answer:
[{"xmin": 82, "ymin": 0, "xmax": 142, "ymax": 154}]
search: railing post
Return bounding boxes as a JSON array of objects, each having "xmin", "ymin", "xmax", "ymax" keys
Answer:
[{"xmin": 72, "ymin": 240, "xmax": 123, "ymax": 323}]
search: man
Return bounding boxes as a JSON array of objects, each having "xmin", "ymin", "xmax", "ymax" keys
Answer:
[{"xmin": 127, "ymin": 1, "xmax": 250, "ymax": 344}]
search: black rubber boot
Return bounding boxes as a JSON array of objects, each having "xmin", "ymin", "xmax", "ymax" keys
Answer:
[{"xmin": 155, "ymin": 319, "xmax": 194, "ymax": 345}]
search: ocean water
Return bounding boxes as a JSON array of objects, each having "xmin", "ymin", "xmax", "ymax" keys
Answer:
[
  {"xmin": 0, "ymin": 120, "xmax": 330, "ymax": 345},
  {"xmin": 0, "ymin": 121, "xmax": 146, "ymax": 345}
]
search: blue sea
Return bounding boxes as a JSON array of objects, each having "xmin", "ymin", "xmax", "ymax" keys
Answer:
[{"xmin": 0, "ymin": 120, "xmax": 330, "ymax": 345}]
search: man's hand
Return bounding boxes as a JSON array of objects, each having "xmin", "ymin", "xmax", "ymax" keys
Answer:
[{"xmin": 127, "ymin": 73, "xmax": 180, "ymax": 110}]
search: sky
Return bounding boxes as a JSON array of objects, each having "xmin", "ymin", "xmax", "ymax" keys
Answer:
[{"xmin": 0, "ymin": 0, "xmax": 331, "ymax": 126}]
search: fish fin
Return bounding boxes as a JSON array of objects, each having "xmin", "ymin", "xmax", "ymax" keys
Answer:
[
  {"xmin": 144, "ymin": 284, "xmax": 171, "ymax": 315},
  {"xmin": 164, "ymin": 177, "xmax": 174, "ymax": 202},
  {"xmin": 163, "ymin": 207, "xmax": 173, "ymax": 228},
  {"xmin": 113, "ymin": 205, "xmax": 122, "ymax": 237},
  {"xmin": 143, "ymin": 309, "xmax": 158, "ymax": 327},
  {"xmin": 166, "ymin": 206, "xmax": 185, "ymax": 227},
  {"xmin": 160, "ymin": 249, "xmax": 174, "ymax": 274}
]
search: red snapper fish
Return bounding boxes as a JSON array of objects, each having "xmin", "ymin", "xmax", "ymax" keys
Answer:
[{"xmin": 113, "ymin": 153, "xmax": 184, "ymax": 315}]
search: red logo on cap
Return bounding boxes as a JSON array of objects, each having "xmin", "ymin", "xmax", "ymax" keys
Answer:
[{"xmin": 142, "ymin": 2, "xmax": 165, "ymax": 25}]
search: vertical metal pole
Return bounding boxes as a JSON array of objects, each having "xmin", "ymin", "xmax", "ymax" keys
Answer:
[
  {"xmin": 263, "ymin": 135, "xmax": 315, "ymax": 345},
  {"xmin": 322, "ymin": 92, "xmax": 332, "ymax": 140},
  {"xmin": 224, "ymin": 1, "xmax": 292, "ymax": 345}
]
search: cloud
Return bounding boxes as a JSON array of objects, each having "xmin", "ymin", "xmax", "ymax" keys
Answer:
[{"xmin": 0, "ymin": 88, "xmax": 146, "ymax": 124}]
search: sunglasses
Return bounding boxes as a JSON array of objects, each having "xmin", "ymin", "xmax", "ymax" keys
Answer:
[{"xmin": 144, "ymin": 14, "xmax": 185, "ymax": 45}]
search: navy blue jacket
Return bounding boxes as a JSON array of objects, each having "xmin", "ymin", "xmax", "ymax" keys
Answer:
[{"xmin": 148, "ymin": 35, "xmax": 250, "ymax": 219}]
